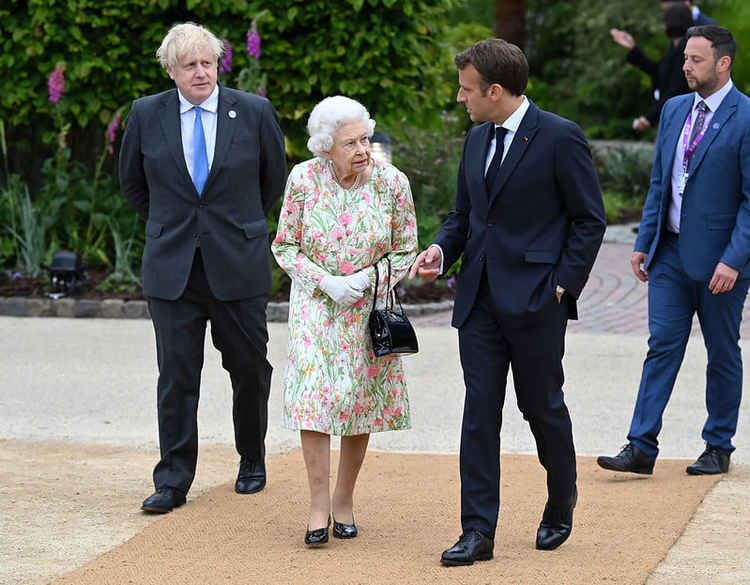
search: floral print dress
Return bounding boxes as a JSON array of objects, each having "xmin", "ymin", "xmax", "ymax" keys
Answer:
[{"xmin": 271, "ymin": 157, "xmax": 418, "ymax": 436}]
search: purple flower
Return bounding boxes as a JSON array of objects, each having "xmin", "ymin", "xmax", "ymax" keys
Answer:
[
  {"xmin": 447, "ymin": 275, "xmax": 457, "ymax": 289},
  {"xmin": 105, "ymin": 111, "xmax": 121, "ymax": 155},
  {"xmin": 219, "ymin": 40, "xmax": 233, "ymax": 73},
  {"xmin": 48, "ymin": 64, "xmax": 66, "ymax": 103},
  {"xmin": 6, "ymin": 270, "xmax": 23, "ymax": 280},
  {"xmin": 257, "ymin": 85, "xmax": 267, "ymax": 97},
  {"xmin": 246, "ymin": 25, "xmax": 261, "ymax": 59}
]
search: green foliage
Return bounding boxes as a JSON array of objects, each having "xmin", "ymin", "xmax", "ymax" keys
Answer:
[
  {"xmin": 3, "ymin": 177, "xmax": 52, "ymax": 277},
  {"xmin": 592, "ymin": 143, "xmax": 655, "ymax": 223},
  {"xmin": 97, "ymin": 219, "xmax": 142, "ymax": 293},
  {"xmin": 231, "ymin": 0, "xmax": 457, "ymax": 157},
  {"xmin": 526, "ymin": 0, "xmax": 669, "ymax": 138},
  {"xmin": 709, "ymin": 0, "xmax": 750, "ymax": 94},
  {"xmin": 391, "ymin": 115, "xmax": 464, "ymax": 275}
]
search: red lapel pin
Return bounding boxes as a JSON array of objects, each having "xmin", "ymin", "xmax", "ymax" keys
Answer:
[{"xmin": 522, "ymin": 136, "xmax": 529, "ymax": 142}]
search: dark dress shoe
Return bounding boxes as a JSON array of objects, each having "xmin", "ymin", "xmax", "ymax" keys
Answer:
[
  {"xmin": 141, "ymin": 488, "xmax": 186, "ymax": 513},
  {"xmin": 686, "ymin": 445, "xmax": 730, "ymax": 475},
  {"xmin": 305, "ymin": 516, "xmax": 330, "ymax": 546},
  {"xmin": 332, "ymin": 515, "xmax": 358, "ymax": 539},
  {"xmin": 235, "ymin": 458, "xmax": 266, "ymax": 494},
  {"xmin": 597, "ymin": 443, "xmax": 655, "ymax": 474},
  {"xmin": 536, "ymin": 490, "xmax": 576, "ymax": 551},
  {"xmin": 440, "ymin": 530, "xmax": 494, "ymax": 566}
]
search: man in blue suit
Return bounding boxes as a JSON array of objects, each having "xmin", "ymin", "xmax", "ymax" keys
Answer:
[
  {"xmin": 410, "ymin": 39, "xmax": 605, "ymax": 564},
  {"xmin": 598, "ymin": 25, "xmax": 750, "ymax": 477}
]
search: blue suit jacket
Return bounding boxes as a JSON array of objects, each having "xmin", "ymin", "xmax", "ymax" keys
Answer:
[
  {"xmin": 435, "ymin": 101, "xmax": 606, "ymax": 328},
  {"xmin": 635, "ymin": 86, "xmax": 750, "ymax": 280}
]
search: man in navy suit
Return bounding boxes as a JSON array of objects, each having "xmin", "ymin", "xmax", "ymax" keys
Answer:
[
  {"xmin": 598, "ymin": 25, "xmax": 750, "ymax": 477},
  {"xmin": 409, "ymin": 39, "xmax": 605, "ymax": 564},
  {"xmin": 119, "ymin": 23, "xmax": 287, "ymax": 513}
]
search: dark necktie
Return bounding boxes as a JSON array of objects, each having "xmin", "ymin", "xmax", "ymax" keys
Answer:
[
  {"xmin": 485, "ymin": 125, "xmax": 508, "ymax": 188},
  {"xmin": 192, "ymin": 106, "xmax": 209, "ymax": 196},
  {"xmin": 689, "ymin": 101, "xmax": 709, "ymax": 145}
]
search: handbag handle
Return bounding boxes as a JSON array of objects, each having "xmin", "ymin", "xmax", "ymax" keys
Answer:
[{"xmin": 371, "ymin": 257, "xmax": 405, "ymax": 313}]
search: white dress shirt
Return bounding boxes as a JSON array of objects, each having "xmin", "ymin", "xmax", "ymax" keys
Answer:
[
  {"xmin": 178, "ymin": 85, "xmax": 219, "ymax": 183},
  {"xmin": 667, "ymin": 79, "xmax": 733, "ymax": 233},
  {"xmin": 484, "ymin": 96, "xmax": 530, "ymax": 174}
]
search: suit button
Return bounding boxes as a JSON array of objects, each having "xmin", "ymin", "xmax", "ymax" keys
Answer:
[
  {"xmin": 487, "ymin": 223, "xmax": 494, "ymax": 228},
  {"xmin": 479, "ymin": 254, "xmax": 486, "ymax": 262}
]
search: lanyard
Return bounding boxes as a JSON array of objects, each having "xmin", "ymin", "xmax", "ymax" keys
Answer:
[{"xmin": 681, "ymin": 104, "xmax": 709, "ymax": 173}]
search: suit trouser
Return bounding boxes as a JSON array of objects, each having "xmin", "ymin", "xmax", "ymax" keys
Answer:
[
  {"xmin": 457, "ymin": 275, "xmax": 576, "ymax": 538},
  {"xmin": 628, "ymin": 233, "xmax": 749, "ymax": 458},
  {"xmin": 147, "ymin": 251, "xmax": 272, "ymax": 494}
]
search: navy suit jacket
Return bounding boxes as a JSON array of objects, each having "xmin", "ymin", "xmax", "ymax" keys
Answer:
[
  {"xmin": 435, "ymin": 101, "xmax": 606, "ymax": 328},
  {"xmin": 635, "ymin": 86, "xmax": 750, "ymax": 280},
  {"xmin": 119, "ymin": 85, "xmax": 287, "ymax": 301}
]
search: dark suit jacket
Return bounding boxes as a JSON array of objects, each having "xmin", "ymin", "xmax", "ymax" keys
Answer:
[
  {"xmin": 435, "ymin": 101, "xmax": 606, "ymax": 328},
  {"xmin": 627, "ymin": 38, "xmax": 690, "ymax": 127},
  {"xmin": 119, "ymin": 85, "xmax": 287, "ymax": 301},
  {"xmin": 635, "ymin": 86, "xmax": 750, "ymax": 280}
]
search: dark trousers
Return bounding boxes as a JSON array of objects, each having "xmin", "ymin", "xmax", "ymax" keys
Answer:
[
  {"xmin": 147, "ymin": 251, "xmax": 272, "ymax": 494},
  {"xmin": 457, "ymin": 274, "xmax": 576, "ymax": 538},
  {"xmin": 628, "ymin": 233, "xmax": 749, "ymax": 457}
]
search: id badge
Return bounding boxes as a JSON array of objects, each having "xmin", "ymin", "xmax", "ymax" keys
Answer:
[{"xmin": 678, "ymin": 172, "xmax": 688, "ymax": 194}]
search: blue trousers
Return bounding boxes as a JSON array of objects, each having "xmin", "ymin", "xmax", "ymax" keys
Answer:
[{"xmin": 628, "ymin": 234, "xmax": 749, "ymax": 458}]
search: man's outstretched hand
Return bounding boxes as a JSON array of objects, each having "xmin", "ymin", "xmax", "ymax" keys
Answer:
[{"xmin": 409, "ymin": 245, "xmax": 442, "ymax": 282}]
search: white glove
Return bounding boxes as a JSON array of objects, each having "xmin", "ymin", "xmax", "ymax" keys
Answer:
[
  {"xmin": 320, "ymin": 275, "xmax": 364, "ymax": 306},
  {"xmin": 344, "ymin": 270, "xmax": 370, "ymax": 292}
]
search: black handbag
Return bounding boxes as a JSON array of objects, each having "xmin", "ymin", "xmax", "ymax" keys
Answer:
[{"xmin": 368, "ymin": 257, "xmax": 419, "ymax": 357}]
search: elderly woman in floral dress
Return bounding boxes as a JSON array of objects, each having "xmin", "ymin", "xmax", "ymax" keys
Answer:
[{"xmin": 271, "ymin": 95, "xmax": 418, "ymax": 546}]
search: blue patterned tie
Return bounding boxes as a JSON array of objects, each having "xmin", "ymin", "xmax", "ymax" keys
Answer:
[{"xmin": 192, "ymin": 106, "xmax": 209, "ymax": 196}]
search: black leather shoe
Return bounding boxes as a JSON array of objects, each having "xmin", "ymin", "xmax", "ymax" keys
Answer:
[
  {"xmin": 235, "ymin": 458, "xmax": 266, "ymax": 494},
  {"xmin": 686, "ymin": 445, "xmax": 730, "ymax": 475},
  {"xmin": 333, "ymin": 515, "xmax": 358, "ymax": 539},
  {"xmin": 141, "ymin": 488, "xmax": 186, "ymax": 513},
  {"xmin": 440, "ymin": 530, "xmax": 494, "ymax": 566},
  {"xmin": 536, "ymin": 489, "xmax": 577, "ymax": 550},
  {"xmin": 305, "ymin": 516, "xmax": 330, "ymax": 546},
  {"xmin": 597, "ymin": 443, "xmax": 655, "ymax": 474}
]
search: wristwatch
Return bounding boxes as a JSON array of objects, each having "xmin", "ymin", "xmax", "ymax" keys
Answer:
[{"xmin": 556, "ymin": 285, "xmax": 565, "ymax": 303}]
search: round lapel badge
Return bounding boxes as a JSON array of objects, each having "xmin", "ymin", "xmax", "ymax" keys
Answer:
[
  {"xmin": 713, "ymin": 123, "xmax": 720, "ymax": 129},
  {"xmin": 228, "ymin": 110, "xmax": 237, "ymax": 119}
]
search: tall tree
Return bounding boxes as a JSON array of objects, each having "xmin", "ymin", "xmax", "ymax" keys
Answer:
[{"xmin": 496, "ymin": 0, "xmax": 527, "ymax": 49}]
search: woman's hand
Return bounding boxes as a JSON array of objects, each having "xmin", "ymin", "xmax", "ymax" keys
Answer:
[{"xmin": 320, "ymin": 275, "xmax": 364, "ymax": 306}]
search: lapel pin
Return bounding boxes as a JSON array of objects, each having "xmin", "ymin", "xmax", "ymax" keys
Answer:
[
  {"xmin": 522, "ymin": 136, "xmax": 529, "ymax": 142},
  {"xmin": 713, "ymin": 123, "xmax": 719, "ymax": 129},
  {"xmin": 228, "ymin": 110, "xmax": 237, "ymax": 119}
]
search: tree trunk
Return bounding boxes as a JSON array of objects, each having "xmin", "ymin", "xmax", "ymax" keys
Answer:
[{"xmin": 495, "ymin": 0, "xmax": 527, "ymax": 50}]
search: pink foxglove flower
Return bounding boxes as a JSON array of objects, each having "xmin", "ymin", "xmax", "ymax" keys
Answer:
[
  {"xmin": 219, "ymin": 40, "xmax": 233, "ymax": 73},
  {"xmin": 246, "ymin": 25, "xmax": 261, "ymax": 59},
  {"xmin": 48, "ymin": 64, "xmax": 66, "ymax": 103},
  {"xmin": 105, "ymin": 111, "xmax": 121, "ymax": 155}
]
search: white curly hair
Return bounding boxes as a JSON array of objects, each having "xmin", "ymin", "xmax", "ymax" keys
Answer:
[
  {"xmin": 306, "ymin": 96, "xmax": 376, "ymax": 157},
  {"xmin": 156, "ymin": 22, "xmax": 223, "ymax": 71}
]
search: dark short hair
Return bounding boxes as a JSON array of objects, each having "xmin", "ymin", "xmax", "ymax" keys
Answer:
[
  {"xmin": 454, "ymin": 39, "xmax": 529, "ymax": 96},
  {"xmin": 664, "ymin": 3, "xmax": 694, "ymax": 39},
  {"xmin": 687, "ymin": 25, "xmax": 737, "ymax": 64}
]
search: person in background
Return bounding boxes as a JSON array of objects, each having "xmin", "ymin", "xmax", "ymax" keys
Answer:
[
  {"xmin": 610, "ymin": 3, "xmax": 694, "ymax": 132},
  {"xmin": 272, "ymin": 95, "xmax": 418, "ymax": 546},
  {"xmin": 661, "ymin": 0, "xmax": 716, "ymax": 26}
]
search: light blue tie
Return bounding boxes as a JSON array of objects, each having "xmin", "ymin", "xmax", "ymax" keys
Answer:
[{"xmin": 192, "ymin": 106, "xmax": 209, "ymax": 196}]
